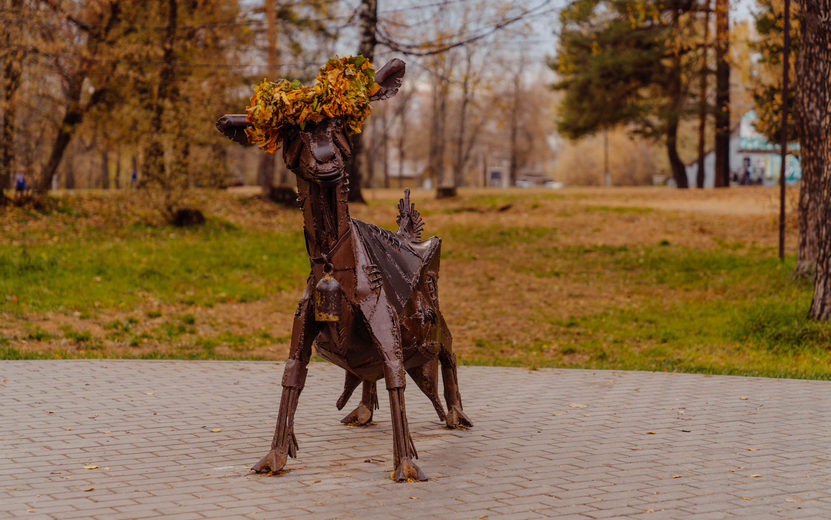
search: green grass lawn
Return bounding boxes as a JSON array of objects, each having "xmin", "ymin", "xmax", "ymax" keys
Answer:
[
  {"xmin": 0, "ymin": 219, "xmax": 308, "ymax": 312},
  {"xmin": 2, "ymin": 188, "xmax": 830, "ymax": 379}
]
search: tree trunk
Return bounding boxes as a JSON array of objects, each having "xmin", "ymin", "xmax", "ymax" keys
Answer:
[
  {"xmin": 397, "ymin": 96, "xmax": 408, "ymax": 189},
  {"xmin": 453, "ymin": 50, "xmax": 473, "ymax": 188},
  {"xmin": 794, "ymin": 0, "xmax": 822, "ymax": 279},
  {"xmin": 430, "ymin": 78, "xmax": 449, "ymax": 193},
  {"xmin": 1, "ymin": 0, "xmax": 23, "ymax": 195},
  {"xmin": 114, "ymin": 150, "xmax": 121, "ymax": 189},
  {"xmin": 667, "ymin": 3, "xmax": 689, "ymax": 189},
  {"xmin": 381, "ymin": 110, "xmax": 389, "ymax": 189},
  {"xmin": 667, "ymin": 117, "xmax": 688, "ymax": 188},
  {"xmin": 714, "ymin": 0, "xmax": 730, "ymax": 187},
  {"xmin": 508, "ymin": 69, "xmax": 521, "ymax": 187},
  {"xmin": 260, "ymin": 0, "xmax": 279, "ymax": 193},
  {"xmin": 1, "ymin": 60, "xmax": 20, "ymax": 194},
  {"xmin": 64, "ymin": 161, "xmax": 75, "ymax": 190},
  {"xmin": 35, "ymin": 75, "xmax": 85, "ymax": 194},
  {"xmin": 802, "ymin": 0, "xmax": 831, "ymax": 318},
  {"xmin": 794, "ymin": 180, "xmax": 819, "ymax": 277},
  {"xmin": 143, "ymin": 0, "xmax": 179, "ymax": 220},
  {"xmin": 101, "ymin": 150, "xmax": 110, "ymax": 189},
  {"xmin": 345, "ymin": 0, "xmax": 377, "ymax": 203},
  {"xmin": 367, "ymin": 113, "xmax": 376, "ymax": 188},
  {"xmin": 696, "ymin": 0, "xmax": 711, "ymax": 188},
  {"xmin": 258, "ymin": 155, "xmax": 275, "ymax": 191}
]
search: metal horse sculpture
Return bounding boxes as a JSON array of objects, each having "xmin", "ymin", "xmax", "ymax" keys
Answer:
[{"xmin": 217, "ymin": 59, "xmax": 471, "ymax": 482}]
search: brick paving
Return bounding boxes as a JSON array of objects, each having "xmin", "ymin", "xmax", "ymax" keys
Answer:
[{"xmin": 1, "ymin": 360, "xmax": 829, "ymax": 519}]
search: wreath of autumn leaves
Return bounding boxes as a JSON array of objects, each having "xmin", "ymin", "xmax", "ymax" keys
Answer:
[{"xmin": 245, "ymin": 55, "xmax": 381, "ymax": 154}]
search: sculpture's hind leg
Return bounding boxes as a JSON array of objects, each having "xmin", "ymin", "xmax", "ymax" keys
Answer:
[
  {"xmin": 407, "ymin": 358, "xmax": 447, "ymax": 423},
  {"xmin": 436, "ymin": 313, "xmax": 473, "ymax": 429},
  {"xmin": 252, "ymin": 295, "xmax": 320, "ymax": 474},
  {"xmin": 340, "ymin": 379, "xmax": 378, "ymax": 426}
]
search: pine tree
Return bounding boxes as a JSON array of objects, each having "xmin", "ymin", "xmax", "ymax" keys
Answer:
[{"xmin": 552, "ymin": 0, "xmax": 701, "ymax": 188}]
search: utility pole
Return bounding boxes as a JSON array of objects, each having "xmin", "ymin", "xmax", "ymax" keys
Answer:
[
  {"xmin": 778, "ymin": 0, "xmax": 791, "ymax": 261},
  {"xmin": 714, "ymin": 0, "xmax": 730, "ymax": 187}
]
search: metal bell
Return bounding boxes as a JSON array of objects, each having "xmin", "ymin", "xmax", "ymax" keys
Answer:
[{"xmin": 314, "ymin": 269, "xmax": 341, "ymax": 322}]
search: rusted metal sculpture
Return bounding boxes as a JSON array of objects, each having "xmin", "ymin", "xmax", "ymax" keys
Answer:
[{"xmin": 217, "ymin": 58, "xmax": 471, "ymax": 482}]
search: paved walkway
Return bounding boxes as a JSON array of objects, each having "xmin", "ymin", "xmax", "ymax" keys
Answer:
[{"xmin": 1, "ymin": 361, "xmax": 829, "ymax": 519}]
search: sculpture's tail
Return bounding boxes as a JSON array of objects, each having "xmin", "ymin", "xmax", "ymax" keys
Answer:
[{"xmin": 396, "ymin": 188, "xmax": 424, "ymax": 242}]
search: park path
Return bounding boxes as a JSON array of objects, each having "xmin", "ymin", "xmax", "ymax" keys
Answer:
[{"xmin": 1, "ymin": 360, "xmax": 829, "ymax": 519}]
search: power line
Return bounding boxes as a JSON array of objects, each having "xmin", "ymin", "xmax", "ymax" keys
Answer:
[
  {"xmin": 378, "ymin": 0, "xmax": 471, "ymax": 15},
  {"xmin": 377, "ymin": 0, "xmax": 557, "ymax": 57}
]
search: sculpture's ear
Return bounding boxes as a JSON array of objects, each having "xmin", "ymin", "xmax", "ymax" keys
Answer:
[{"xmin": 370, "ymin": 58, "xmax": 406, "ymax": 101}]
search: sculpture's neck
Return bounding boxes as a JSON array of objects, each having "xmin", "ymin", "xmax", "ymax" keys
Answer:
[{"xmin": 296, "ymin": 176, "xmax": 351, "ymax": 258}]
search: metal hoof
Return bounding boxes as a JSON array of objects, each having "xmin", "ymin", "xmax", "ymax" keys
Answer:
[
  {"xmin": 445, "ymin": 406, "xmax": 473, "ymax": 429},
  {"xmin": 251, "ymin": 448, "xmax": 288, "ymax": 475},
  {"xmin": 341, "ymin": 403, "xmax": 374, "ymax": 426},
  {"xmin": 392, "ymin": 458, "xmax": 427, "ymax": 482}
]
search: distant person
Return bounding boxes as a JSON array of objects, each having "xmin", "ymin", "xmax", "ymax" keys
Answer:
[
  {"xmin": 14, "ymin": 169, "xmax": 26, "ymax": 198},
  {"xmin": 130, "ymin": 168, "xmax": 138, "ymax": 188}
]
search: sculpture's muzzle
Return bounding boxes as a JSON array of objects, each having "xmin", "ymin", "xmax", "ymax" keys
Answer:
[{"xmin": 283, "ymin": 118, "xmax": 352, "ymax": 186}]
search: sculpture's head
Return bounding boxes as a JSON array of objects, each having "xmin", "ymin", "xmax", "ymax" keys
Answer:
[
  {"xmin": 216, "ymin": 58, "xmax": 406, "ymax": 187},
  {"xmin": 282, "ymin": 58, "xmax": 406, "ymax": 186}
]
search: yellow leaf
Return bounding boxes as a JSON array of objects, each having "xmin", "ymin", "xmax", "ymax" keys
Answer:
[
  {"xmin": 84, "ymin": 464, "xmax": 99, "ymax": 469},
  {"xmin": 747, "ymin": 448, "xmax": 760, "ymax": 451},
  {"xmin": 740, "ymin": 396, "xmax": 748, "ymax": 400},
  {"xmin": 210, "ymin": 429, "xmax": 221, "ymax": 433},
  {"xmin": 672, "ymin": 475, "xmax": 681, "ymax": 478},
  {"xmin": 742, "ymin": 497, "xmax": 752, "ymax": 500}
]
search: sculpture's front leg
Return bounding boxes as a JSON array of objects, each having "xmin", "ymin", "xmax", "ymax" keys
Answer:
[
  {"xmin": 252, "ymin": 291, "xmax": 320, "ymax": 474},
  {"xmin": 362, "ymin": 299, "xmax": 427, "ymax": 482}
]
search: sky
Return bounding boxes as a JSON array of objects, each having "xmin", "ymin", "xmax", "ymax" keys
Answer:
[{"xmin": 332, "ymin": 0, "xmax": 760, "ymax": 83}]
